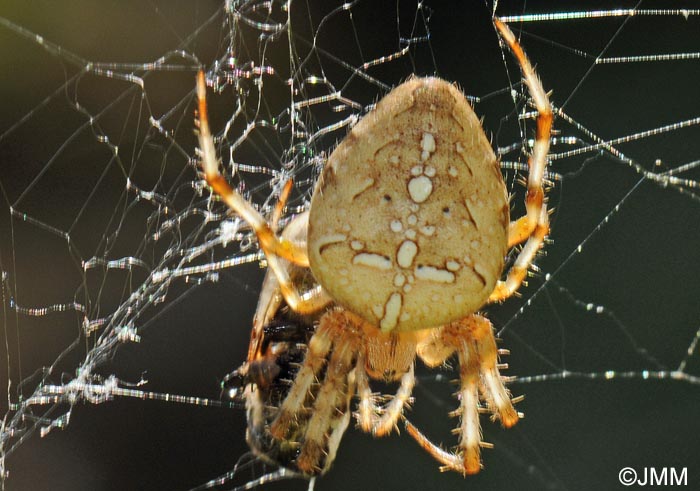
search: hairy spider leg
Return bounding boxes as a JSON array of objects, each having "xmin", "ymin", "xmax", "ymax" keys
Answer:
[
  {"xmin": 295, "ymin": 329, "xmax": 356, "ymax": 474},
  {"xmin": 489, "ymin": 18, "xmax": 552, "ymax": 303},
  {"xmin": 400, "ymin": 18, "xmax": 547, "ymax": 474},
  {"xmin": 271, "ymin": 309, "xmax": 419, "ymax": 472},
  {"xmin": 271, "ymin": 178, "xmax": 294, "ymax": 233},
  {"xmin": 372, "ymin": 364, "xmax": 415, "ymax": 436},
  {"xmin": 196, "ymin": 71, "xmax": 330, "ymax": 313},
  {"xmin": 268, "ymin": 319, "xmax": 334, "ymax": 443},
  {"xmin": 355, "ymin": 351, "xmax": 380, "ymax": 433},
  {"xmin": 412, "ymin": 315, "xmax": 521, "ymax": 475},
  {"xmin": 355, "ymin": 352, "xmax": 416, "ymax": 437}
]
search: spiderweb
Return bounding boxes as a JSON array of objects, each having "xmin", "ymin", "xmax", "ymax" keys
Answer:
[{"xmin": 1, "ymin": 1, "xmax": 699, "ymax": 490}]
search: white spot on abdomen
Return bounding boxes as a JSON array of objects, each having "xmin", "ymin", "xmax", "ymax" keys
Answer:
[
  {"xmin": 415, "ymin": 266, "xmax": 456, "ymax": 283},
  {"xmin": 350, "ymin": 240, "xmax": 364, "ymax": 250},
  {"xmin": 380, "ymin": 293, "xmax": 402, "ymax": 333},
  {"xmin": 397, "ymin": 240, "xmax": 418, "ymax": 268},
  {"xmin": 421, "ymin": 132, "xmax": 436, "ymax": 161},
  {"xmin": 408, "ymin": 176, "xmax": 433, "ymax": 203},
  {"xmin": 353, "ymin": 253, "xmax": 392, "ymax": 270}
]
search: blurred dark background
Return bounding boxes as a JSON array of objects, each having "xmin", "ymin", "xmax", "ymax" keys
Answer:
[{"xmin": 1, "ymin": 1, "xmax": 699, "ymax": 490}]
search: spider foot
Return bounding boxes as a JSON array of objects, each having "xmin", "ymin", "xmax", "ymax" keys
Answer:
[{"xmin": 405, "ymin": 420, "xmax": 480, "ymax": 476}]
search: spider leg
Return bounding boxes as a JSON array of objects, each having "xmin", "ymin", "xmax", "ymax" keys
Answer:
[
  {"xmin": 294, "ymin": 310, "xmax": 360, "ymax": 474},
  {"xmin": 490, "ymin": 19, "xmax": 552, "ymax": 302},
  {"xmin": 355, "ymin": 356, "xmax": 415, "ymax": 437},
  {"xmin": 197, "ymin": 72, "xmax": 308, "ymax": 266},
  {"xmin": 266, "ymin": 252, "xmax": 333, "ymax": 314},
  {"xmin": 325, "ymin": 368, "xmax": 356, "ymax": 470},
  {"xmin": 197, "ymin": 72, "xmax": 331, "ymax": 314},
  {"xmin": 271, "ymin": 178, "xmax": 294, "ymax": 233},
  {"xmin": 265, "ymin": 310, "xmax": 358, "ymax": 474},
  {"xmin": 372, "ymin": 363, "xmax": 415, "ymax": 436},
  {"xmin": 461, "ymin": 315, "xmax": 519, "ymax": 427},
  {"xmin": 269, "ymin": 318, "xmax": 333, "ymax": 441},
  {"xmin": 355, "ymin": 352, "xmax": 381, "ymax": 433},
  {"xmin": 411, "ymin": 315, "xmax": 519, "ymax": 474},
  {"xmin": 404, "ymin": 419, "xmax": 466, "ymax": 474},
  {"xmin": 455, "ymin": 338, "xmax": 483, "ymax": 475}
]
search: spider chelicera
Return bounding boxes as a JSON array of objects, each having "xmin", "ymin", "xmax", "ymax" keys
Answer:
[{"xmin": 202, "ymin": 18, "xmax": 551, "ymax": 476}]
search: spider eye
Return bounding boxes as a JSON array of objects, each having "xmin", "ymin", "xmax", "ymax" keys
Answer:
[
  {"xmin": 442, "ymin": 206, "xmax": 450, "ymax": 215},
  {"xmin": 383, "ymin": 194, "xmax": 392, "ymax": 202}
]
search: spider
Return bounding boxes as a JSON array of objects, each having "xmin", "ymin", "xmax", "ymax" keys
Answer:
[{"xmin": 201, "ymin": 18, "xmax": 551, "ymax": 476}]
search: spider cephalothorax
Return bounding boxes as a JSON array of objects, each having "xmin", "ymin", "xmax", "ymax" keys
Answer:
[{"xmin": 202, "ymin": 18, "xmax": 551, "ymax": 476}]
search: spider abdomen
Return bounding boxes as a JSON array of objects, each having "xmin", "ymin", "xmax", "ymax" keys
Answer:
[{"xmin": 308, "ymin": 77, "xmax": 509, "ymax": 332}]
